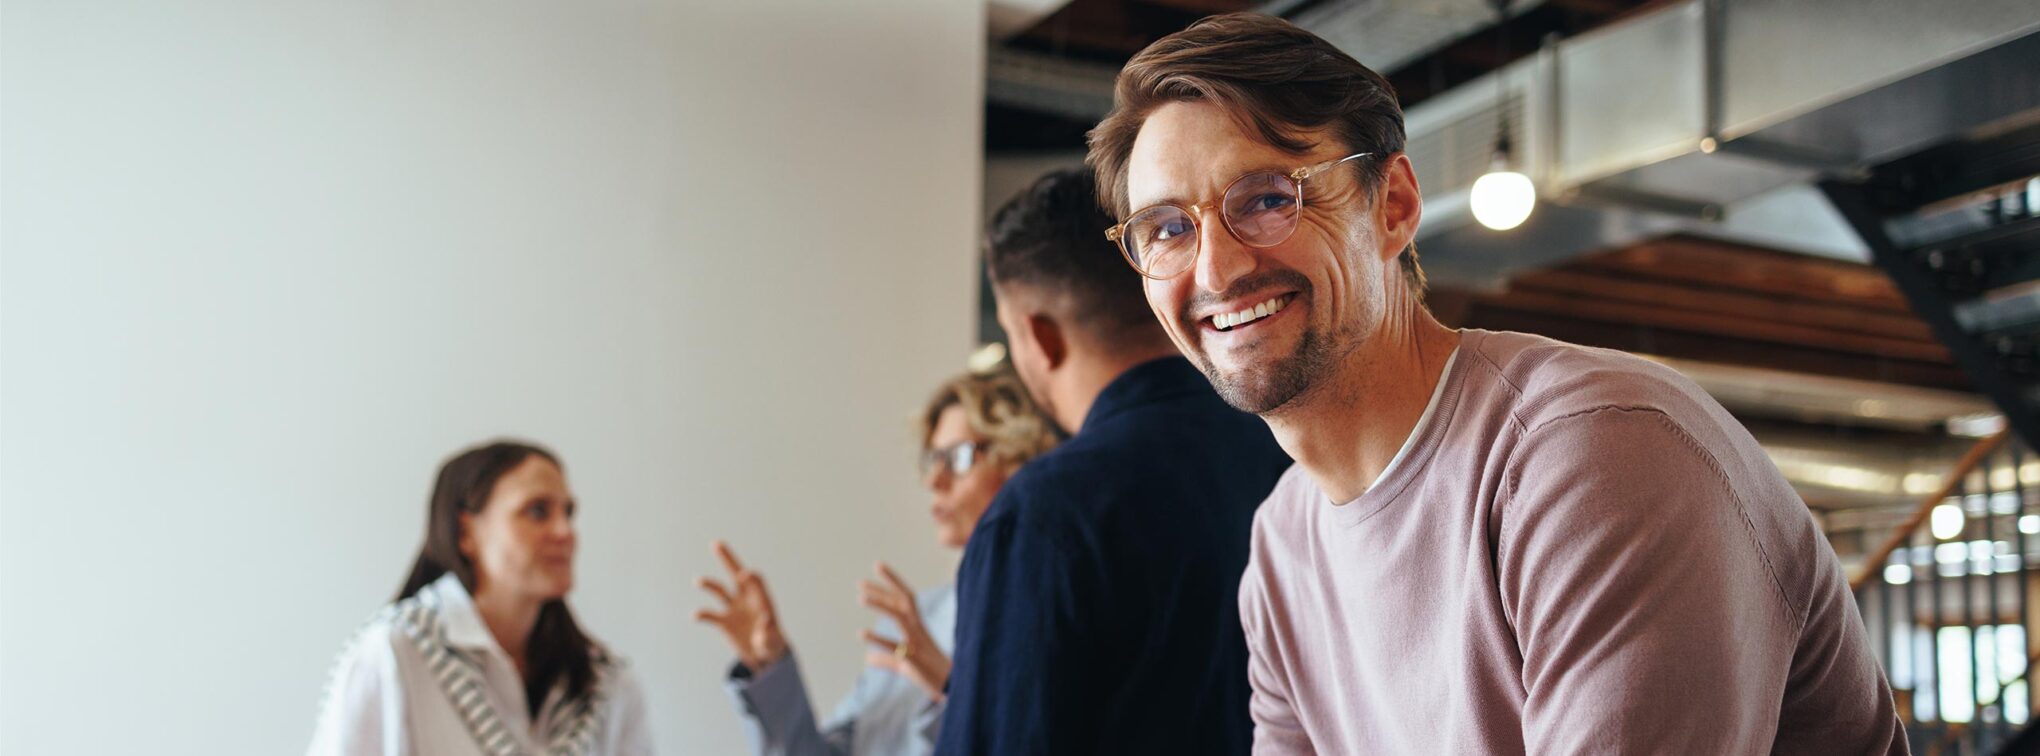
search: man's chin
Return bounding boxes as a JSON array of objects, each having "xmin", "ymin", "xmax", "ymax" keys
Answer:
[
  {"xmin": 1205, "ymin": 366, "xmax": 1299, "ymax": 415},
  {"xmin": 1205, "ymin": 335, "xmax": 1342, "ymax": 413}
]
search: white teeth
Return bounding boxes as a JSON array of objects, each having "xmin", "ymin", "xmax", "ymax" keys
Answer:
[{"xmin": 1213, "ymin": 295, "xmax": 1289, "ymax": 331}]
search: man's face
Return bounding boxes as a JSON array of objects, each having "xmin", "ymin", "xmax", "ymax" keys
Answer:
[{"xmin": 1125, "ymin": 100, "xmax": 1397, "ymax": 414}]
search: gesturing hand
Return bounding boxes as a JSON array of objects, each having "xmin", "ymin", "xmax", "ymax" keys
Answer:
[
  {"xmin": 693, "ymin": 541, "xmax": 790, "ymax": 674},
  {"xmin": 858, "ymin": 561, "xmax": 952, "ymax": 702}
]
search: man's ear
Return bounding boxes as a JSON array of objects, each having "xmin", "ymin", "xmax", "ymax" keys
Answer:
[
  {"xmin": 1027, "ymin": 312, "xmax": 1068, "ymax": 372},
  {"xmin": 1378, "ymin": 153, "xmax": 1423, "ymax": 264}
]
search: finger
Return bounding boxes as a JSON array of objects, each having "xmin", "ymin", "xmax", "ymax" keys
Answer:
[
  {"xmin": 875, "ymin": 561, "xmax": 914, "ymax": 597},
  {"xmin": 860, "ymin": 592, "xmax": 915, "ymax": 629},
  {"xmin": 860, "ymin": 629, "xmax": 901, "ymax": 653},
  {"xmin": 743, "ymin": 572, "xmax": 778, "ymax": 613},
  {"xmin": 714, "ymin": 540, "xmax": 746, "ymax": 578},
  {"xmin": 864, "ymin": 651, "xmax": 899, "ymax": 671},
  {"xmin": 697, "ymin": 577, "xmax": 734, "ymax": 606},
  {"xmin": 693, "ymin": 609, "xmax": 728, "ymax": 625},
  {"xmin": 858, "ymin": 581, "xmax": 910, "ymax": 617}
]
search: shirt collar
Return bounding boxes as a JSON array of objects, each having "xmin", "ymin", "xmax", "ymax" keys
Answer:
[
  {"xmin": 1079, "ymin": 356, "xmax": 1209, "ymax": 431},
  {"xmin": 424, "ymin": 573, "xmax": 500, "ymax": 651}
]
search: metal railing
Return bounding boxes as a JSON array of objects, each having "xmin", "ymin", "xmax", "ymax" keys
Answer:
[{"xmin": 1851, "ymin": 430, "xmax": 2038, "ymax": 755}]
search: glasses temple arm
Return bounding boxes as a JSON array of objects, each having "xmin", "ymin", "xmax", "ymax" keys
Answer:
[{"xmin": 1292, "ymin": 151, "xmax": 1377, "ymax": 181}]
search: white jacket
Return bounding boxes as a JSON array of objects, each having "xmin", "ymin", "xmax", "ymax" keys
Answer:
[{"xmin": 307, "ymin": 574, "xmax": 652, "ymax": 756}]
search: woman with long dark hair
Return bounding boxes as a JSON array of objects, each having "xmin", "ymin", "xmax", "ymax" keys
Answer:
[{"xmin": 309, "ymin": 441, "xmax": 651, "ymax": 755}]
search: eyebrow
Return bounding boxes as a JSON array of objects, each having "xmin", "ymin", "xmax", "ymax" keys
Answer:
[{"xmin": 1131, "ymin": 161, "xmax": 1296, "ymax": 212}]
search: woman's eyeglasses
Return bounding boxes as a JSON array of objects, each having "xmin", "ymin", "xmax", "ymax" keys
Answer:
[
  {"xmin": 919, "ymin": 440, "xmax": 988, "ymax": 479},
  {"xmin": 1105, "ymin": 153, "xmax": 1375, "ymax": 280}
]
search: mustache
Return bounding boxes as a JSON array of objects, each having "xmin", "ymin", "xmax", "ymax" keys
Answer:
[{"xmin": 1179, "ymin": 269, "xmax": 1313, "ymax": 325}]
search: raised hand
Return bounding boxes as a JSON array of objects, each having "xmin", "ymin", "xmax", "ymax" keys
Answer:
[
  {"xmin": 693, "ymin": 540, "xmax": 789, "ymax": 673},
  {"xmin": 858, "ymin": 561, "xmax": 951, "ymax": 701}
]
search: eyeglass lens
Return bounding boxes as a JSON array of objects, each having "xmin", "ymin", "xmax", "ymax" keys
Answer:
[{"xmin": 1121, "ymin": 171, "xmax": 1302, "ymax": 277}]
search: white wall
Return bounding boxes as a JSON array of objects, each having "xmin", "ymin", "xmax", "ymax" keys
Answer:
[{"xmin": 0, "ymin": 1, "xmax": 984, "ymax": 753}]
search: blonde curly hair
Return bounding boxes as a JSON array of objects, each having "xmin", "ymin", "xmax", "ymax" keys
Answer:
[{"xmin": 918, "ymin": 367, "xmax": 1058, "ymax": 470}]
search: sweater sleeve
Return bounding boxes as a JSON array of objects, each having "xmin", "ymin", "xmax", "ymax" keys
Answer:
[
  {"xmin": 1240, "ymin": 510, "xmax": 1315, "ymax": 755},
  {"xmin": 1498, "ymin": 407, "xmax": 1801, "ymax": 755}
]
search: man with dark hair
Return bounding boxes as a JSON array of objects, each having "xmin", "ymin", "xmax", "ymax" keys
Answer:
[
  {"xmin": 1089, "ymin": 12, "xmax": 1904, "ymax": 754},
  {"xmin": 934, "ymin": 167, "xmax": 1289, "ymax": 755}
]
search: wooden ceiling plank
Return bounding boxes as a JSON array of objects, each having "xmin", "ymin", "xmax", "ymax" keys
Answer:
[
  {"xmin": 1545, "ymin": 0, "xmax": 1648, "ymax": 17},
  {"xmin": 1509, "ymin": 269, "xmax": 1939, "ymax": 342},
  {"xmin": 1473, "ymin": 289, "xmax": 1953, "ymax": 362},
  {"xmin": 1130, "ymin": 0, "xmax": 1260, "ymax": 13},
  {"xmin": 1459, "ymin": 305, "xmax": 1972, "ymax": 391},
  {"xmin": 1577, "ymin": 238, "xmax": 1913, "ymax": 312}
]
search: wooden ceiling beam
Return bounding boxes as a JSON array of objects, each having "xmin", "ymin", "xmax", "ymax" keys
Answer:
[
  {"xmin": 1579, "ymin": 238, "xmax": 1913, "ymax": 312},
  {"xmin": 1129, "ymin": 0, "xmax": 1259, "ymax": 13},
  {"xmin": 1544, "ymin": 0, "xmax": 1648, "ymax": 17},
  {"xmin": 1471, "ymin": 289, "xmax": 1953, "ymax": 362},
  {"xmin": 1455, "ymin": 305, "xmax": 1972, "ymax": 391},
  {"xmin": 1509, "ymin": 269, "xmax": 1939, "ymax": 342}
]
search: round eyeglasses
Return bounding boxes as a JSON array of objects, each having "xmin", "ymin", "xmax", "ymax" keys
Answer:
[{"xmin": 1105, "ymin": 153, "xmax": 1375, "ymax": 280}]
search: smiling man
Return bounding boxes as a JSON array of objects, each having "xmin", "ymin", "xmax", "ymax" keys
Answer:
[{"xmin": 1087, "ymin": 12, "xmax": 1906, "ymax": 755}]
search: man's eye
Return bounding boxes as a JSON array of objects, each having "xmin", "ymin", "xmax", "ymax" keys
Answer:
[{"xmin": 1243, "ymin": 193, "xmax": 1294, "ymax": 213}]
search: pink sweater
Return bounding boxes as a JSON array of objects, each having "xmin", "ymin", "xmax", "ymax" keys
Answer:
[{"xmin": 1240, "ymin": 330, "xmax": 1905, "ymax": 754}]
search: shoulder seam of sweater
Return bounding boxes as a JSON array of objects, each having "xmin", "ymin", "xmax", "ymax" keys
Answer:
[{"xmin": 1501, "ymin": 405, "xmax": 1806, "ymax": 630}]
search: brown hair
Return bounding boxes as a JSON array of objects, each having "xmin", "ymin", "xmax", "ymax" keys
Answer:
[
  {"xmin": 919, "ymin": 368, "xmax": 1059, "ymax": 468},
  {"xmin": 398, "ymin": 440, "xmax": 595, "ymax": 716},
  {"xmin": 1086, "ymin": 11, "xmax": 1425, "ymax": 293}
]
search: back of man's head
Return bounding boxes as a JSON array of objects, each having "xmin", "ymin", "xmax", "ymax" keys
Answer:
[{"xmin": 985, "ymin": 168, "xmax": 1167, "ymax": 351}]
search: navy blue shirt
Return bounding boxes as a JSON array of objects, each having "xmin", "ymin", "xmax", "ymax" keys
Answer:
[{"xmin": 935, "ymin": 357, "xmax": 1291, "ymax": 755}]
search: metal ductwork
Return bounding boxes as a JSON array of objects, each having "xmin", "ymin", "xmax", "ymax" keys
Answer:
[
  {"xmin": 986, "ymin": 48, "xmax": 1119, "ymax": 122},
  {"xmin": 987, "ymin": 0, "xmax": 1550, "ymax": 123},
  {"xmin": 1284, "ymin": 0, "xmax": 1550, "ymax": 75},
  {"xmin": 1404, "ymin": 0, "xmax": 2040, "ymax": 287}
]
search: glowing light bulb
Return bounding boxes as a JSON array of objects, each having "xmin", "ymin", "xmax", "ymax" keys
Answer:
[
  {"xmin": 1931, "ymin": 502, "xmax": 1965, "ymax": 541},
  {"xmin": 1470, "ymin": 169, "xmax": 1536, "ymax": 231},
  {"xmin": 1884, "ymin": 564, "xmax": 1911, "ymax": 585}
]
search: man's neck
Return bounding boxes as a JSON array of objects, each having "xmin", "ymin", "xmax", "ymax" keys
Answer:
[
  {"xmin": 1265, "ymin": 304, "xmax": 1460, "ymax": 503},
  {"xmin": 1050, "ymin": 342, "xmax": 1180, "ymax": 435}
]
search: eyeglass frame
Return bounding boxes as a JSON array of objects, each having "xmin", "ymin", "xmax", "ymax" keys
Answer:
[
  {"xmin": 1103, "ymin": 152, "xmax": 1377, "ymax": 280},
  {"xmin": 919, "ymin": 439, "xmax": 991, "ymax": 479}
]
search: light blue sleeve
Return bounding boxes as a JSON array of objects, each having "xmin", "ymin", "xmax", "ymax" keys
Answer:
[
  {"xmin": 724, "ymin": 651, "xmax": 855, "ymax": 756},
  {"xmin": 909, "ymin": 697, "xmax": 944, "ymax": 750}
]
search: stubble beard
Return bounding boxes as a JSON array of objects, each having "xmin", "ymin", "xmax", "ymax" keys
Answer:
[{"xmin": 1189, "ymin": 308, "xmax": 1349, "ymax": 416}]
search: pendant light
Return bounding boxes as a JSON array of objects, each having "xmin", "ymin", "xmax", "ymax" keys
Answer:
[{"xmin": 1469, "ymin": 0, "xmax": 1536, "ymax": 232}]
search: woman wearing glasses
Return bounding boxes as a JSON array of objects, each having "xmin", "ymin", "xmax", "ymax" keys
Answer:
[{"xmin": 695, "ymin": 364, "xmax": 1057, "ymax": 756}]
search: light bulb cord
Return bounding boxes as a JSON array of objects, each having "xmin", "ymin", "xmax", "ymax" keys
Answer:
[{"xmin": 1489, "ymin": 0, "xmax": 1513, "ymax": 165}]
